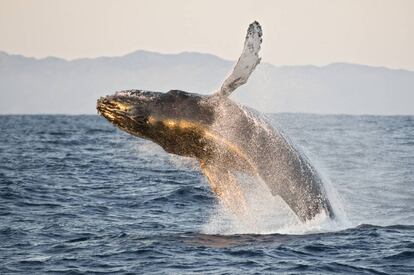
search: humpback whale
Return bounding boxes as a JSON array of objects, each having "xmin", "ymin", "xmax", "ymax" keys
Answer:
[{"xmin": 97, "ymin": 22, "xmax": 335, "ymax": 222}]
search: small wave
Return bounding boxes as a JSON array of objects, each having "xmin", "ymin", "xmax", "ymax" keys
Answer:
[
  {"xmin": 384, "ymin": 251, "xmax": 414, "ymax": 261},
  {"xmin": 144, "ymin": 186, "xmax": 213, "ymax": 205}
]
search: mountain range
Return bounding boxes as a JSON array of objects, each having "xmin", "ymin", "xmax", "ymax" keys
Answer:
[{"xmin": 0, "ymin": 50, "xmax": 413, "ymax": 115}]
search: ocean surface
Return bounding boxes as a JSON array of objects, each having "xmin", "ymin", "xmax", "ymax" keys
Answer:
[{"xmin": 0, "ymin": 114, "xmax": 413, "ymax": 274}]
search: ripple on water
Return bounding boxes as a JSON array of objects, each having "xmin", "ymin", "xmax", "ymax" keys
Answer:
[{"xmin": 0, "ymin": 115, "xmax": 413, "ymax": 274}]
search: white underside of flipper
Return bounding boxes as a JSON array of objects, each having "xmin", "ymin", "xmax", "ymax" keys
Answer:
[{"xmin": 216, "ymin": 21, "xmax": 262, "ymax": 97}]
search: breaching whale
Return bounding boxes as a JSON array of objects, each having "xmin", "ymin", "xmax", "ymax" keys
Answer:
[{"xmin": 97, "ymin": 21, "xmax": 334, "ymax": 222}]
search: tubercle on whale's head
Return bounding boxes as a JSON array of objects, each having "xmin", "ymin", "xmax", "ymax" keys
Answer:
[
  {"xmin": 97, "ymin": 90, "xmax": 159, "ymax": 139},
  {"xmin": 97, "ymin": 89, "xmax": 215, "ymax": 156}
]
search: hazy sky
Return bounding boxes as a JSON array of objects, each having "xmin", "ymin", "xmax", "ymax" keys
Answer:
[{"xmin": 1, "ymin": 0, "xmax": 413, "ymax": 69}]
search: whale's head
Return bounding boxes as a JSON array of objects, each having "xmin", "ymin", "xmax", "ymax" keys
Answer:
[{"xmin": 97, "ymin": 89, "xmax": 215, "ymax": 157}]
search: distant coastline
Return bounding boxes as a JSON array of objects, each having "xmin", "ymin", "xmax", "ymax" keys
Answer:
[{"xmin": 1, "ymin": 50, "xmax": 413, "ymax": 115}]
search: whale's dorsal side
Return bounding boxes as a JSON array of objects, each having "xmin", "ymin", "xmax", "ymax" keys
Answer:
[{"xmin": 216, "ymin": 21, "xmax": 263, "ymax": 97}]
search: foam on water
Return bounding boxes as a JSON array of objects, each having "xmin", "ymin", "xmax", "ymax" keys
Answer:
[{"xmin": 201, "ymin": 172, "xmax": 349, "ymax": 235}]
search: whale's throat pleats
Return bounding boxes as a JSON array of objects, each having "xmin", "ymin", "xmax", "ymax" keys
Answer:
[
  {"xmin": 200, "ymin": 163, "xmax": 248, "ymax": 215},
  {"xmin": 147, "ymin": 116, "xmax": 256, "ymax": 212},
  {"xmin": 147, "ymin": 116, "xmax": 255, "ymax": 168}
]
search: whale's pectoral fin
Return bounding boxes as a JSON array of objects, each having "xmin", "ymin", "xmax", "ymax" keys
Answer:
[
  {"xmin": 200, "ymin": 162, "xmax": 248, "ymax": 215},
  {"xmin": 215, "ymin": 21, "xmax": 262, "ymax": 98}
]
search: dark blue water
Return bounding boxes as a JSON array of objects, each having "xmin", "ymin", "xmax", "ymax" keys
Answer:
[{"xmin": 1, "ymin": 114, "xmax": 413, "ymax": 274}]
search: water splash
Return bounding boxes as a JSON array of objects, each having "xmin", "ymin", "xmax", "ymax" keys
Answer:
[
  {"xmin": 199, "ymin": 104, "xmax": 350, "ymax": 235},
  {"xmin": 201, "ymin": 172, "xmax": 349, "ymax": 235}
]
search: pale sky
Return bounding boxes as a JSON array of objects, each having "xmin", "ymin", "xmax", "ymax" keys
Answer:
[{"xmin": 0, "ymin": 0, "xmax": 413, "ymax": 69}]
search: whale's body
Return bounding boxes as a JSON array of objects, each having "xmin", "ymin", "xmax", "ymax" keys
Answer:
[{"xmin": 97, "ymin": 22, "xmax": 335, "ymax": 222}]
